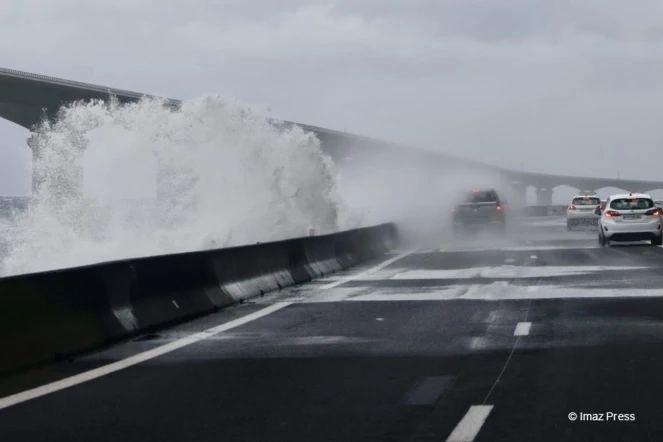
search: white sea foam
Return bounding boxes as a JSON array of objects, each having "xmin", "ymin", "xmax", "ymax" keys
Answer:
[{"xmin": 1, "ymin": 95, "xmax": 353, "ymax": 276}]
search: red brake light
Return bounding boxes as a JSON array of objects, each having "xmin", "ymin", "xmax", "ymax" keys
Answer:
[
  {"xmin": 583, "ymin": 196, "xmax": 589, "ymax": 200},
  {"xmin": 472, "ymin": 188, "xmax": 480, "ymax": 193},
  {"xmin": 645, "ymin": 208, "xmax": 661, "ymax": 216},
  {"xmin": 568, "ymin": 204, "xmax": 576, "ymax": 210},
  {"xmin": 605, "ymin": 210, "xmax": 621, "ymax": 217},
  {"xmin": 450, "ymin": 207, "xmax": 455, "ymax": 213},
  {"xmin": 496, "ymin": 205, "xmax": 502, "ymax": 211}
]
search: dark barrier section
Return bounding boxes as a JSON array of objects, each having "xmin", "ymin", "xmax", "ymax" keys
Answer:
[{"xmin": 0, "ymin": 223, "xmax": 398, "ymax": 376}]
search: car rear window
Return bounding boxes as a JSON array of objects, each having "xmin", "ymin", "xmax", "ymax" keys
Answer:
[
  {"xmin": 572, "ymin": 197, "xmax": 600, "ymax": 206},
  {"xmin": 465, "ymin": 191, "xmax": 497, "ymax": 203},
  {"xmin": 609, "ymin": 198, "xmax": 654, "ymax": 210}
]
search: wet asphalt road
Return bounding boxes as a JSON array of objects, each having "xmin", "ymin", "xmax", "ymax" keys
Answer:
[{"xmin": 2, "ymin": 216, "xmax": 663, "ymax": 441}]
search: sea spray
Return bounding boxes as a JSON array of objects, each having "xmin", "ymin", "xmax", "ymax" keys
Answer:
[{"xmin": 1, "ymin": 95, "xmax": 351, "ymax": 276}]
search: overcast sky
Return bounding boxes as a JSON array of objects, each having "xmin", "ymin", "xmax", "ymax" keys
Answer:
[{"xmin": 3, "ymin": 0, "xmax": 663, "ymax": 196}]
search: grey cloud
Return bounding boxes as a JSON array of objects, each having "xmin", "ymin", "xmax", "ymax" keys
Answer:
[{"xmin": 2, "ymin": 0, "xmax": 663, "ymax": 197}]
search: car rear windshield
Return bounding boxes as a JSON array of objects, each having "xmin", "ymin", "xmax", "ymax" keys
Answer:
[
  {"xmin": 464, "ymin": 191, "xmax": 497, "ymax": 203},
  {"xmin": 609, "ymin": 198, "xmax": 654, "ymax": 210},
  {"xmin": 572, "ymin": 197, "xmax": 600, "ymax": 206}
]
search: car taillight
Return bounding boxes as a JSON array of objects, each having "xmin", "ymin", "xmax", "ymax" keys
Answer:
[
  {"xmin": 645, "ymin": 208, "xmax": 661, "ymax": 216},
  {"xmin": 568, "ymin": 204, "xmax": 576, "ymax": 210},
  {"xmin": 450, "ymin": 207, "xmax": 455, "ymax": 213},
  {"xmin": 605, "ymin": 210, "xmax": 621, "ymax": 217},
  {"xmin": 496, "ymin": 205, "xmax": 502, "ymax": 211}
]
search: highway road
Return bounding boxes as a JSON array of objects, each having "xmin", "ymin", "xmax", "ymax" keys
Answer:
[{"xmin": 2, "ymin": 216, "xmax": 663, "ymax": 441}]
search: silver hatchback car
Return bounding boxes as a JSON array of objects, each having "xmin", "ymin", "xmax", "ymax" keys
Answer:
[{"xmin": 567, "ymin": 193, "xmax": 601, "ymax": 230}]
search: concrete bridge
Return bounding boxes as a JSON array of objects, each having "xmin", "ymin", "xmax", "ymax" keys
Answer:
[{"xmin": 2, "ymin": 66, "xmax": 663, "ymax": 205}]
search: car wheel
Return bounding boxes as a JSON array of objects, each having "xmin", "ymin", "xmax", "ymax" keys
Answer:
[
  {"xmin": 567, "ymin": 221, "xmax": 573, "ymax": 231},
  {"xmin": 651, "ymin": 236, "xmax": 663, "ymax": 246}
]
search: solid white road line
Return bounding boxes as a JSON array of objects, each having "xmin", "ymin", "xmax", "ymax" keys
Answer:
[
  {"xmin": 514, "ymin": 322, "xmax": 532, "ymax": 336},
  {"xmin": 319, "ymin": 250, "xmax": 414, "ymax": 290},
  {"xmin": 446, "ymin": 405, "xmax": 494, "ymax": 442},
  {"xmin": 0, "ymin": 302, "xmax": 292, "ymax": 411}
]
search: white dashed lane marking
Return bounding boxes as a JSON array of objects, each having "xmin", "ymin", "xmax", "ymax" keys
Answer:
[
  {"xmin": 446, "ymin": 405, "xmax": 494, "ymax": 442},
  {"xmin": 514, "ymin": 322, "xmax": 532, "ymax": 336}
]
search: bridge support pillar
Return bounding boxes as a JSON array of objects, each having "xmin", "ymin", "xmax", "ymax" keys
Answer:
[
  {"xmin": 536, "ymin": 188, "xmax": 553, "ymax": 206},
  {"xmin": 510, "ymin": 182, "xmax": 527, "ymax": 206}
]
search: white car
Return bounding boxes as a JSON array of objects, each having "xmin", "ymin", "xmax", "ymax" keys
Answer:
[
  {"xmin": 597, "ymin": 193, "xmax": 663, "ymax": 246},
  {"xmin": 567, "ymin": 193, "xmax": 601, "ymax": 230}
]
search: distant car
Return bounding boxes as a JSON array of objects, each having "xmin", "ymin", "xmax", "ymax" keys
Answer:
[
  {"xmin": 597, "ymin": 193, "xmax": 662, "ymax": 246},
  {"xmin": 451, "ymin": 188, "xmax": 506, "ymax": 234},
  {"xmin": 567, "ymin": 193, "xmax": 601, "ymax": 230}
]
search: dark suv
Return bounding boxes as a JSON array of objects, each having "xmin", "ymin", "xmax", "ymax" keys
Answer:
[{"xmin": 451, "ymin": 188, "xmax": 506, "ymax": 234}]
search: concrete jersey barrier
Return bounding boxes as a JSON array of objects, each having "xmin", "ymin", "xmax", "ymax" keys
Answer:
[{"xmin": 0, "ymin": 223, "xmax": 398, "ymax": 376}]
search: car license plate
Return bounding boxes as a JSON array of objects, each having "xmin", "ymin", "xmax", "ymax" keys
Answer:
[{"xmin": 624, "ymin": 214, "xmax": 641, "ymax": 220}]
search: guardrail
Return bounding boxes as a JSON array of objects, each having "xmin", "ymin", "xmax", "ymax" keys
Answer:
[{"xmin": 0, "ymin": 223, "xmax": 398, "ymax": 376}]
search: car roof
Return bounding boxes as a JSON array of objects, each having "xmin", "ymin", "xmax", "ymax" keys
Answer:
[
  {"xmin": 572, "ymin": 194, "xmax": 600, "ymax": 198},
  {"xmin": 608, "ymin": 193, "xmax": 651, "ymax": 200}
]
